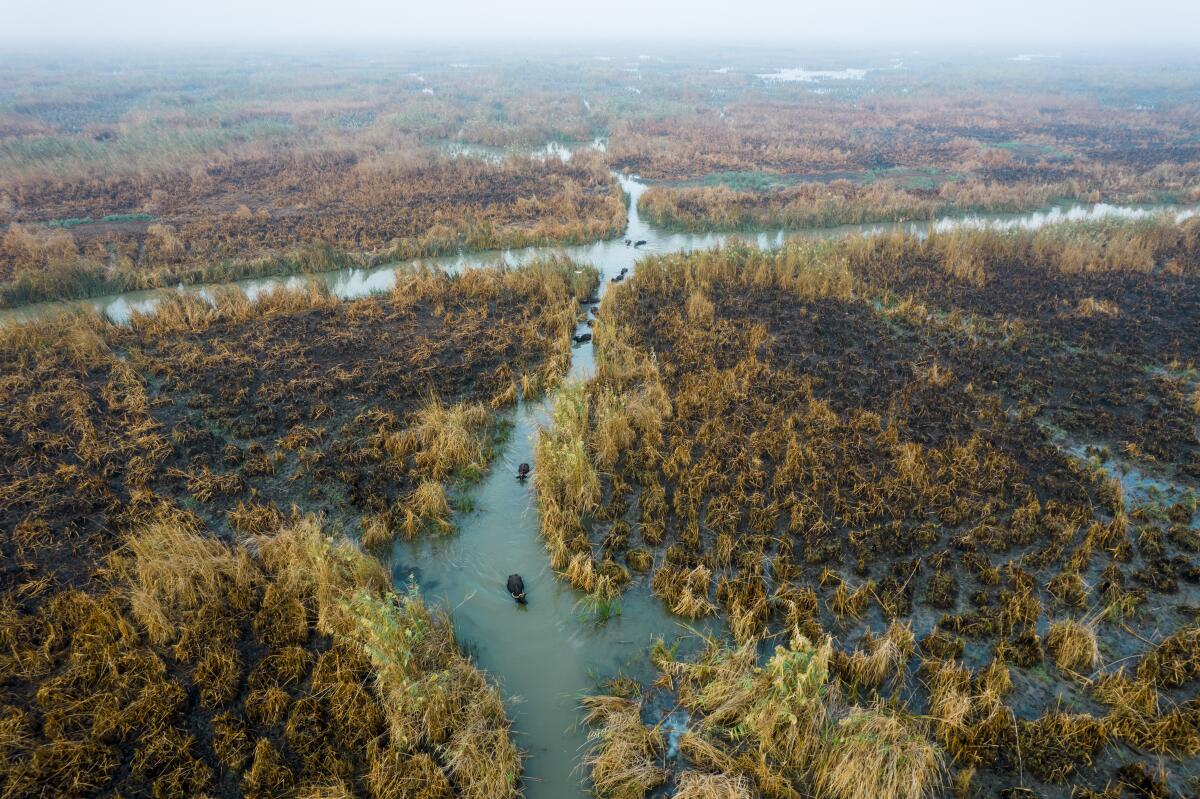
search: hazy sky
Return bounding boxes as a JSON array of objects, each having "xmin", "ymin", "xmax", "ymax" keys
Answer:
[{"xmin": 3, "ymin": 0, "xmax": 1199, "ymax": 45}]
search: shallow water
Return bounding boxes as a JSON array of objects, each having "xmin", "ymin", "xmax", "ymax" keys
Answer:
[
  {"xmin": 395, "ymin": 392, "xmax": 709, "ymax": 797},
  {"xmin": 1061, "ymin": 435, "xmax": 1198, "ymax": 514},
  {"xmin": 3, "ymin": 171, "xmax": 1196, "ymax": 797},
  {"xmin": 394, "ymin": 188, "xmax": 722, "ymax": 798},
  {"xmin": 758, "ymin": 66, "xmax": 869, "ymax": 82},
  {"xmin": 387, "ymin": 188, "xmax": 1193, "ymax": 797}
]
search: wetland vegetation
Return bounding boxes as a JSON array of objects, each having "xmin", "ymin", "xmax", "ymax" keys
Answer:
[
  {"xmin": 2, "ymin": 44, "xmax": 1200, "ymax": 799},
  {"xmin": 0, "ymin": 256, "xmax": 595, "ymax": 797},
  {"xmin": 5, "ymin": 48, "xmax": 1200, "ymax": 306},
  {"xmin": 543, "ymin": 217, "xmax": 1200, "ymax": 797}
]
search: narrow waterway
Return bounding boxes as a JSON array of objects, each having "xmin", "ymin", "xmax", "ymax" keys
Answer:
[
  {"xmin": 392, "ymin": 188, "xmax": 727, "ymax": 798},
  {"xmin": 3, "ymin": 173, "xmax": 1195, "ymax": 796},
  {"xmin": 1, "ymin": 173, "xmax": 1192, "ymax": 327}
]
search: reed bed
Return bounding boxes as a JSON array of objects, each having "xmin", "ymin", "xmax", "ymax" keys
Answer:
[
  {"xmin": 0, "ymin": 256, "xmax": 599, "ymax": 797},
  {"xmin": 588, "ymin": 631, "xmax": 943, "ymax": 799},
  {"xmin": 1, "ymin": 151, "xmax": 623, "ymax": 306},
  {"xmin": 561, "ymin": 217, "xmax": 1200, "ymax": 796},
  {"xmin": 1, "ymin": 513, "xmax": 518, "ymax": 798}
]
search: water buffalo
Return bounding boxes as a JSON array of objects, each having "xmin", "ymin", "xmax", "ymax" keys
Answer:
[
  {"xmin": 572, "ymin": 333, "xmax": 593, "ymax": 344},
  {"xmin": 634, "ymin": 240, "xmax": 647, "ymax": 247},
  {"xmin": 517, "ymin": 462, "xmax": 531, "ymax": 480},
  {"xmin": 507, "ymin": 574, "xmax": 527, "ymax": 604}
]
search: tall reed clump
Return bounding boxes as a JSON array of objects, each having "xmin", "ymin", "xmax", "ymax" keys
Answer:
[
  {"xmin": 581, "ymin": 695, "xmax": 667, "ymax": 799},
  {"xmin": 673, "ymin": 770, "xmax": 754, "ymax": 799},
  {"xmin": 126, "ymin": 514, "xmax": 260, "ymax": 644},
  {"xmin": 249, "ymin": 517, "xmax": 521, "ymax": 799},
  {"xmin": 624, "ymin": 239, "xmax": 855, "ymax": 306},
  {"xmin": 818, "ymin": 707, "xmax": 945, "ymax": 799},
  {"xmin": 1090, "ymin": 669, "xmax": 1200, "ymax": 758},
  {"xmin": 832, "ymin": 620, "xmax": 917, "ymax": 691},
  {"xmin": 623, "ymin": 630, "xmax": 944, "ymax": 799},
  {"xmin": 1045, "ymin": 618, "xmax": 1101, "ymax": 673},
  {"xmin": 3, "ymin": 512, "xmax": 519, "ymax": 798},
  {"xmin": 534, "ymin": 380, "xmax": 602, "ymax": 577},
  {"xmin": 921, "ymin": 657, "xmax": 1014, "ymax": 768},
  {"xmin": 343, "ymin": 585, "xmax": 520, "ymax": 799},
  {"xmin": 397, "ymin": 396, "xmax": 493, "ymax": 483}
]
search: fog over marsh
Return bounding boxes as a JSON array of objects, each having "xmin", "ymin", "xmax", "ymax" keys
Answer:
[{"xmin": 4, "ymin": 0, "xmax": 1200, "ymax": 45}]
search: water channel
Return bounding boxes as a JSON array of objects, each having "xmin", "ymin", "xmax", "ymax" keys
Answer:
[{"xmin": 2, "ymin": 173, "xmax": 1194, "ymax": 797}]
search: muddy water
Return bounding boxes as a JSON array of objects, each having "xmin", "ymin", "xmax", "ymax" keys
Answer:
[{"xmin": 2, "ymin": 174, "xmax": 1196, "ymax": 796}]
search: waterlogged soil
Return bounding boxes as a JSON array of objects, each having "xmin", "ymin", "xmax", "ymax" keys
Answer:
[
  {"xmin": 580, "ymin": 243, "xmax": 1200, "ymax": 796},
  {"xmin": 1, "ymin": 153, "xmax": 625, "ymax": 294},
  {"xmin": 0, "ymin": 262, "xmax": 593, "ymax": 799},
  {"xmin": 2, "ymin": 542, "xmax": 400, "ymax": 799},
  {"xmin": 123, "ymin": 288, "xmax": 559, "ymax": 537},
  {"xmin": 5, "ymin": 173, "xmax": 1200, "ymax": 798},
  {"xmin": 1, "ymin": 274, "xmax": 577, "ymax": 599},
  {"xmin": 2, "ymin": 171, "xmax": 1195, "ymax": 330}
]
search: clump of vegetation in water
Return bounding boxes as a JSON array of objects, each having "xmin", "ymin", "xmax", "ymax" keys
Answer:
[
  {"xmin": 0, "ymin": 153, "xmax": 623, "ymax": 306},
  {"xmin": 585, "ymin": 631, "xmax": 942, "ymax": 799},
  {"xmin": 7, "ymin": 50, "xmax": 1200, "ymax": 306}
]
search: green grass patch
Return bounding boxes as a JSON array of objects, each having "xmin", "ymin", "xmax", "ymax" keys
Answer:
[
  {"xmin": 685, "ymin": 170, "xmax": 801, "ymax": 191},
  {"xmin": 862, "ymin": 166, "xmax": 963, "ymax": 190},
  {"xmin": 46, "ymin": 216, "xmax": 93, "ymax": 228}
]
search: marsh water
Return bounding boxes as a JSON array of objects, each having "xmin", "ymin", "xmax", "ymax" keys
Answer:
[
  {"xmin": 3, "ymin": 174, "xmax": 1196, "ymax": 796},
  {"xmin": 1, "ymin": 173, "xmax": 1193, "ymax": 328},
  {"xmin": 393, "ymin": 180, "xmax": 723, "ymax": 797}
]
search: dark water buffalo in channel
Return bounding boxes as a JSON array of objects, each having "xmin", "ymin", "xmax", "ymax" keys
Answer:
[
  {"xmin": 517, "ymin": 462, "xmax": 531, "ymax": 480},
  {"xmin": 572, "ymin": 333, "xmax": 592, "ymax": 344},
  {"xmin": 507, "ymin": 574, "xmax": 527, "ymax": 604}
]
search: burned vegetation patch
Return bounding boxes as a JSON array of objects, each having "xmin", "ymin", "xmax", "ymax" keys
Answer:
[
  {"xmin": 1, "ymin": 256, "xmax": 596, "ymax": 798},
  {"xmin": 541, "ymin": 228, "xmax": 1200, "ymax": 797}
]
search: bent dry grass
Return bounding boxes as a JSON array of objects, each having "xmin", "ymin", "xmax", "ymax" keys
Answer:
[
  {"xmin": 562, "ymin": 221, "xmax": 1200, "ymax": 796},
  {"xmin": 0, "ymin": 255, "xmax": 599, "ymax": 797},
  {"xmin": 1, "ymin": 151, "xmax": 624, "ymax": 307},
  {"xmin": 1, "ymin": 513, "xmax": 519, "ymax": 798}
]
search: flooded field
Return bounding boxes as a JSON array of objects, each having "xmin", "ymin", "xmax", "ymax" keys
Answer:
[
  {"xmin": 6, "ymin": 175, "xmax": 1195, "ymax": 798},
  {"xmin": 4, "ymin": 45, "xmax": 1200, "ymax": 799}
]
